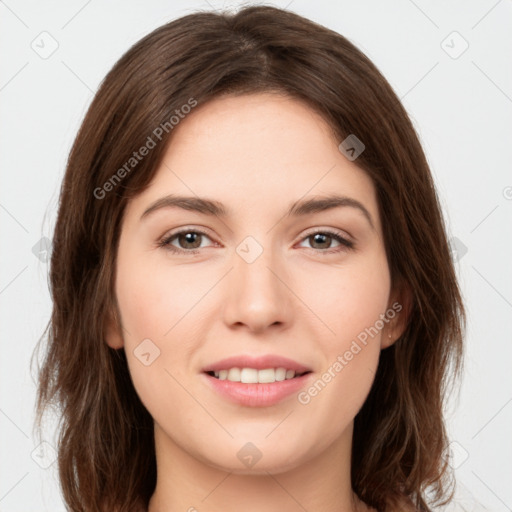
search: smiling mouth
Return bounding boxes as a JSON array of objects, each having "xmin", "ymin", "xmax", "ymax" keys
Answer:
[{"xmin": 205, "ymin": 368, "xmax": 312, "ymax": 384}]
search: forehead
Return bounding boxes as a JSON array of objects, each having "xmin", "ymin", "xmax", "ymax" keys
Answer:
[
  {"xmin": 168, "ymin": 92, "xmax": 338, "ymax": 165},
  {"xmin": 126, "ymin": 93, "xmax": 379, "ymax": 227}
]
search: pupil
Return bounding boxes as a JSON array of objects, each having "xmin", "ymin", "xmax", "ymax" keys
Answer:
[
  {"xmin": 312, "ymin": 233, "xmax": 330, "ymax": 249},
  {"xmin": 180, "ymin": 232, "xmax": 201, "ymax": 249}
]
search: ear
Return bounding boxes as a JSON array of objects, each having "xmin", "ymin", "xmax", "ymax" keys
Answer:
[
  {"xmin": 381, "ymin": 279, "xmax": 413, "ymax": 350},
  {"xmin": 104, "ymin": 302, "xmax": 124, "ymax": 350}
]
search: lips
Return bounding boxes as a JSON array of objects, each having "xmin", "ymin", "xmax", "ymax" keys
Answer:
[{"xmin": 201, "ymin": 355, "xmax": 313, "ymax": 407}]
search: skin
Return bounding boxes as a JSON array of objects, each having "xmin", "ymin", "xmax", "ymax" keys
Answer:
[{"xmin": 105, "ymin": 93, "xmax": 408, "ymax": 512}]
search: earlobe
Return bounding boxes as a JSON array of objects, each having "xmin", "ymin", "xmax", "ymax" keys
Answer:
[
  {"xmin": 104, "ymin": 306, "xmax": 124, "ymax": 349},
  {"xmin": 381, "ymin": 331, "xmax": 395, "ymax": 350},
  {"xmin": 382, "ymin": 281, "xmax": 413, "ymax": 349}
]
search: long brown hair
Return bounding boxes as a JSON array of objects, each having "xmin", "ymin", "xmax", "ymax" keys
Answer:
[{"xmin": 32, "ymin": 5, "xmax": 465, "ymax": 511}]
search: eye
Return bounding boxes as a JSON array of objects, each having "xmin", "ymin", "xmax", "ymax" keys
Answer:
[
  {"xmin": 297, "ymin": 230, "xmax": 354, "ymax": 254},
  {"xmin": 158, "ymin": 229, "xmax": 215, "ymax": 254},
  {"xmin": 158, "ymin": 228, "xmax": 354, "ymax": 255}
]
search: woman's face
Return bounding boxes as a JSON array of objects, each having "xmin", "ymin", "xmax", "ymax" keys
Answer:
[{"xmin": 108, "ymin": 93, "xmax": 400, "ymax": 473}]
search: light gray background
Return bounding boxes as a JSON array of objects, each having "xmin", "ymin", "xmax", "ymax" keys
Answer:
[{"xmin": 1, "ymin": 1, "xmax": 511, "ymax": 510}]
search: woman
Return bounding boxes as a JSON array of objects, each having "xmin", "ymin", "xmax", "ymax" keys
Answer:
[{"xmin": 33, "ymin": 5, "xmax": 465, "ymax": 511}]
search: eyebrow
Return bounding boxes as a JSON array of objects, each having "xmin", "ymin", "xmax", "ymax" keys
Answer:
[{"xmin": 140, "ymin": 194, "xmax": 374, "ymax": 229}]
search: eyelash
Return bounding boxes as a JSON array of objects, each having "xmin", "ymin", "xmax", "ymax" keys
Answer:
[{"xmin": 157, "ymin": 228, "xmax": 355, "ymax": 255}]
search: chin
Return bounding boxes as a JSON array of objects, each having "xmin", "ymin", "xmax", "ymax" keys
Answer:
[
  {"xmin": 209, "ymin": 456, "xmax": 306, "ymax": 476},
  {"xmin": 198, "ymin": 441, "xmax": 311, "ymax": 475}
]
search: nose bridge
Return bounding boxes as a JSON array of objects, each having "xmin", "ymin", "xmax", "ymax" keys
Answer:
[{"xmin": 223, "ymin": 234, "xmax": 291, "ymax": 331}]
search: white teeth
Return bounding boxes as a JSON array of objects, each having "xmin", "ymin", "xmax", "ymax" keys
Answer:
[
  {"xmin": 258, "ymin": 368, "xmax": 276, "ymax": 383},
  {"xmin": 275, "ymin": 367, "xmax": 286, "ymax": 381},
  {"xmin": 227, "ymin": 367, "xmax": 241, "ymax": 382},
  {"xmin": 211, "ymin": 367, "xmax": 300, "ymax": 383},
  {"xmin": 240, "ymin": 368, "xmax": 258, "ymax": 383}
]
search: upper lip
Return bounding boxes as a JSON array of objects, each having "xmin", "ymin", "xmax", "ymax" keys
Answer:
[{"xmin": 202, "ymin": 355, "xmax": 312, "ymax": 373}]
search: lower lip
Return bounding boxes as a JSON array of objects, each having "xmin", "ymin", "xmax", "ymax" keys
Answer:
[{"xmin": 203, "ymin": 372, "xmax": 313, "ymax": 407}]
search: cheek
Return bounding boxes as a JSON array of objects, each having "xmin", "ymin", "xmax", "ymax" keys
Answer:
[
  {"xmin": 115, "ymin": 246, "xmax": 210, "ymax": 342},
  {"xmin": 294, "ymin": 253, "xmax": 390, "ymax": 419},
  {"xmin": 299, "ymin": 249, "xmax": 391, "ymax": 344},
  {"xmin": 114, "ymin": 244, "xmax": 227, "ymax": 416}
]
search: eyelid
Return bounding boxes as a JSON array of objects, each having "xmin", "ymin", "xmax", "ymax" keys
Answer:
[
  {"xmin": 157, "ymin": 226, "xmax": 217, "ymax": 252},
  {"xmin": 298, "ymin": 226, "xmax": 353, "ymax": 244},
  {"xmin": 295, "ymin": 227, "xmax": 355, "ymax": 254}
]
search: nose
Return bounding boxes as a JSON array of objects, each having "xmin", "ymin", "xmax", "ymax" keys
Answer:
[{"xmin": 222, "ymin": 244, "xmax": 293, "ymax": 334}]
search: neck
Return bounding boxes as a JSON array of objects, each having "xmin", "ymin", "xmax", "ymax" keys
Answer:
[{"xmin": 147, "ymin": 421, "xmax": 372, "ymax": 512}]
